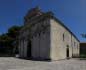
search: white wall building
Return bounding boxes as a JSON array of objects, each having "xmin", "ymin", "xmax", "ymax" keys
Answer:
[{"xmin": 18, "ymin": 7, "xmax": 80, "ymax": 60}]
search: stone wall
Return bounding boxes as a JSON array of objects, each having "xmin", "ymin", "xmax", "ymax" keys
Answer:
[
  {"xmin": 31, "ymin": 19, "xmax": 51, "ymax": 60},
  {"xmin": 50, "ymin": 19, "xmax": 79, "ymax": 60},
  {"xmin": 18, "ymin": 29, "xmax": 29, "ymax": 58},
  {"xmin": 72, "ymin": 36, "xmax": 79, "ymax": 57}
]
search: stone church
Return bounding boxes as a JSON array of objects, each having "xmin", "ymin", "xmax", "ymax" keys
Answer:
[{"xmin": 18, "ymin": 7, "xmax": 80, "ymax": 60}]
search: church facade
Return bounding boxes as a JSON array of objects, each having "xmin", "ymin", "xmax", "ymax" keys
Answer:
[{"xmin": 18, "ymin": 7, "xmax": 80, "ymax": 60}]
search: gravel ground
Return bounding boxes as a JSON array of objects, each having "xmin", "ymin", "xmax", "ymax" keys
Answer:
[{"xmin": 0, "ymin": 57, "xmax": 86, "ymax": 70}]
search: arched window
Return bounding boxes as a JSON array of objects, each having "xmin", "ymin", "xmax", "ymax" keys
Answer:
[
  {"xmin": 74, "ymin": 42, "xmax": 76, "ymax": 46},
  {"xmin": 63, "ymin": 33, "xmax": 65, "ymax": 41}
]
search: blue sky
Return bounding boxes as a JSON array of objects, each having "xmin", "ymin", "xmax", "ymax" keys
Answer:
[{"xmin": 0, "ymin": 0, "xmax": 86, "ymax": 42}]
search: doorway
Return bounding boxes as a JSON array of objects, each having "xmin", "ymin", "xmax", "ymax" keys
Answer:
[
  {"xmin": 27, "ymin": 40, "xmax": 31, "ymax": 58},
  {"xmin": 66, "ymin": 45, "xmax": 69, "ymax": 59}
]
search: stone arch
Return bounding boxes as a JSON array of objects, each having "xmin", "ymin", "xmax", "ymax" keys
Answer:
[
  {"xmin": 27, "ymin": 39, "xmax": 32, "ymax": 58},
  {"xmin": 66, "ymin": 45, "xmax": 69, "ymax": 59}
]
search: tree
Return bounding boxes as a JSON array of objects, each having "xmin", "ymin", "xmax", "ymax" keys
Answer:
[
  {"xmin": 7, "ymin": 26, "xmax": 22, "ymax": 55},
  {"xmin": 0, "ymin": 25, "xmax": 22, "ymax": 56},
  {"xmin": 7, "ymin": 26, "xmax": 22, "ymax": 39},
  {"xmin": 81, "ymin": 34, "xmax": 86, "ymax": 38}
]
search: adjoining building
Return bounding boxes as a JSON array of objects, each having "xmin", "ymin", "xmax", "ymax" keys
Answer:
[
  {"xmin": 80, "ymin": 42, "xmax": 86, "ymax": 56},
  {"xmin": 18, "ymin": 7, "xmax": 80, "ymax": 60}
]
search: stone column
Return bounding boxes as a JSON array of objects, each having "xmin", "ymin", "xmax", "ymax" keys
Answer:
[
  {"xmin": 23, "ymin": 39, "xmax": 28, "ymax": 58},
  {"xmin": 20, "ymin": 39, "xmax": 23, "ymax": 57},
  {"xmin": 20, "ymin": 39, "xmax": 24, "ymax": 58},
  {"xmin": 23, "ymin": 39, "xmax": 25, "ymax": 58},
  {"xmin": 19, "ymin": 40, "xmax": 21, "ymax": 57}
]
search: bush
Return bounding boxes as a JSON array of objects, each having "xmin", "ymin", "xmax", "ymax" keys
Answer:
[{"xmin": 80, "ymin": 54, "xmax": 86, "ymax": 58}]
